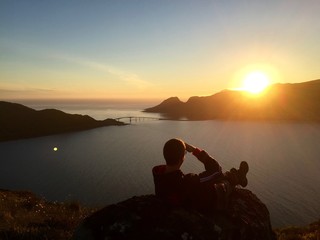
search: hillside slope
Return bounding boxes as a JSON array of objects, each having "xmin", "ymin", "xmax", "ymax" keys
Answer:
[
  {"xmin": 145, "ymin": 79, "xmax": 320, "ymax": 121},
  {"xmin": 0, "ymin": 101, "xmax": 124, "ymax": 141}
]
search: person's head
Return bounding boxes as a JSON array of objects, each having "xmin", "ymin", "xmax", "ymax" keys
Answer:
[{"xmin": 163, "ymin": 138, "xmax": 186, "ymax": 167}]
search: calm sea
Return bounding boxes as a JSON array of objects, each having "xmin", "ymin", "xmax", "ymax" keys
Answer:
[{"xmin": 1, "ymin": 100, "xmax": 319, "ymax": 228}]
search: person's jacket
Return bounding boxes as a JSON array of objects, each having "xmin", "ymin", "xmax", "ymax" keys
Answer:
[{"xmin": 152, "ymin": 149, "xmax": 222, "ymax": 212}]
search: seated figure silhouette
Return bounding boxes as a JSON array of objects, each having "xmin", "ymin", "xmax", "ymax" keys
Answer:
[{"xmin": 152, "ymin": 138, "xmax": 249, "ymax": 212}]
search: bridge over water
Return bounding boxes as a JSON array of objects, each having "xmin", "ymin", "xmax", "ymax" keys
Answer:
[{"xmin": 115, "ymin": 116, "xmax": 163, "ymax": 124}]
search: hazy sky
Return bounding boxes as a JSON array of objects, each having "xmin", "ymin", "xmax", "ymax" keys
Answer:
[{"xmin": 1, "ymin": 0, "xmax": 319, "ymax": 100}]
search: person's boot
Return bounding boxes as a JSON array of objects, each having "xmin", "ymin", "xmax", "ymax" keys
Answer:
[
  {"xmin": 237, "ymin": 161, "xmax": 249, "ymax": 187},
  {"xmin": 224, "ymin": 161, "xmax": 249, "ymax": 187}
]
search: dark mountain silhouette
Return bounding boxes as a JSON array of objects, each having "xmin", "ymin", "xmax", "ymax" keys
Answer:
[
  {"xmin": 145, "ymin": 79, "xmax": 320, "ymax": 121},
  {"xmin": 0, "ymin": 101, "xmax": 124, "ymax": 142}
]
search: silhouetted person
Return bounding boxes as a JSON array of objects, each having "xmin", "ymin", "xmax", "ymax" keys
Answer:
[{"xmin": 152, "ymin": 138, "xmax": 249, "ymax": 212}]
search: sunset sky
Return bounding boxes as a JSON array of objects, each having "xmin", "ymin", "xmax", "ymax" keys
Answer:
[{"xmin": 1, "ymin": 0, "xmax": 319, "ymax": 101}]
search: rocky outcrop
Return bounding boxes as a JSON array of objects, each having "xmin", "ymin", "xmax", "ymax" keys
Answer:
[
  {"xmin": 73, "ymin": 188, "xmax": 276, "ymax": 240},
  {"xmin": 0, "ymin": 101, "xmax": 125, "ymax": 141},
  {"xmin": 144, "ymin": 97, "xmax": 186, "ymax": 119}
]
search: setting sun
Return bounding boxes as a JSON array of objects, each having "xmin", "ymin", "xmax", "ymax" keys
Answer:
[{"xmin": 242, "ymin": 71, "xmax": 270, "ymax": 94}]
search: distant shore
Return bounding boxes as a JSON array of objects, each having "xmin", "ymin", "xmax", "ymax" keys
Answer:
[
  {"xmin": 0, "ymin": 101, "xmax": 126, "ymax": 142},
  {"xmin": 145, "ymin": 79, "xmax": 320, "ymax": 122}
]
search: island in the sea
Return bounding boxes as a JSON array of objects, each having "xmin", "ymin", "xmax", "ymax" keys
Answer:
[
  {"xmin": 145, "ymin": 79, "xmax": 320, "ymax": 121},
  {"xmin": 0, "ymin": 101, "xmax": 125, "ymax": 142}
]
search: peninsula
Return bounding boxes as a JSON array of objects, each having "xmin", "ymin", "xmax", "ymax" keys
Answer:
[
  {"xmin": 0, "ymin": 101, "xmax": 125, "ymax": 142},
  {"xmin": 145, "ymin": 79, "xmax": 320, "ymax": 121}
]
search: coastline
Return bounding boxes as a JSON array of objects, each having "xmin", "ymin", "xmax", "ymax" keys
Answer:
[{"xmin": 0, "ymin": 101, "xmax": 127, "ymax": 142}]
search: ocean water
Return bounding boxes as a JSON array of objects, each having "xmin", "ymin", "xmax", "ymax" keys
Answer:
[
  {"xmin": 15, "ymin": 99, "xmax": 162, "ymax": 120},
  {"xmin": 1, "ymin": 100, "xmax": 320, "ymax": 228}
]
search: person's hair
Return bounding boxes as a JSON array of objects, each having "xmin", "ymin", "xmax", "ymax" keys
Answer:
[{"xmin": 163, "ymin": 138, "xmax": 186, "ymax": 166}]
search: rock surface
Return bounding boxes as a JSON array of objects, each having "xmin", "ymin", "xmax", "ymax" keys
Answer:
[{"xmin": 73, "ymin": 188, "xmax": 276, "ymax": 240}]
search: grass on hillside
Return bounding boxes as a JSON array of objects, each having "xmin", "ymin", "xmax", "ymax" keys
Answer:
[
  {"xmin": 274, "ymin": 220, "xmax": 320, "ymax": 240},
  {"xmin": 0, "ymin": 189, "xmax": 95, "ymax": 240}
]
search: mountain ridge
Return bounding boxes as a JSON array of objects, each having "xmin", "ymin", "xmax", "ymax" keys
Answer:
[{"xmin": 145, "ymin": 79, "xmax": 320, "ymax": 121}]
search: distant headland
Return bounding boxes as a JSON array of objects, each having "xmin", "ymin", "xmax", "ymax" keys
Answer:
[
  {"xmin": 0, "ymin": 101, "xmax": 125, "ymax": 142},
  {"xmin": 145, "ymin": 79, "xmax": 320, "ymax": 122}
]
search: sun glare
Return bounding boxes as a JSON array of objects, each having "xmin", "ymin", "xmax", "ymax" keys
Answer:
[{"xmin": 242, "ymin": 71, "xmax": 270, "ymax": 94}]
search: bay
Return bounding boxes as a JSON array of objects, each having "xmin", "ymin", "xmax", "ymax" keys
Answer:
[{"xmin": 0, "ymin": 101, "xmax": 319, "ymax": 228}]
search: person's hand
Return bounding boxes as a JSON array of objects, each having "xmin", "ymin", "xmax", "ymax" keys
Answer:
[{"xmin": 185, "ymin": 142, "xmax": 196, "ymax": 153}]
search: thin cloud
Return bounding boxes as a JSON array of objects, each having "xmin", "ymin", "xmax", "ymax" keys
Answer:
[
  {"xmin": 52, "ymin": 54, "xmax": 151, "ymax": 90},
  {"xmin": 1, "ymin": 39, "xmax": 151, "ymax": 89}
]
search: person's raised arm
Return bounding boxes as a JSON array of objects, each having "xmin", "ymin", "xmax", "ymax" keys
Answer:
[
  {"xmin": 185, "ymin": 142, "xmax": 196, "ymax": 153},
  {"xmin": 184, "ymin": 142, "xmax": 221, "ymax": 173}
]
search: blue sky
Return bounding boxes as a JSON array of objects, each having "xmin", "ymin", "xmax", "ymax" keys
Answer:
[{"xmin": 1, "ymin": 0, "xmax": 319, "ymax": 100}]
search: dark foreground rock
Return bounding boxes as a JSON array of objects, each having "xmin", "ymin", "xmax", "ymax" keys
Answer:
[{"xmin": 73, "ymin": 189, "xmax": 276, "ymax": 240}]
